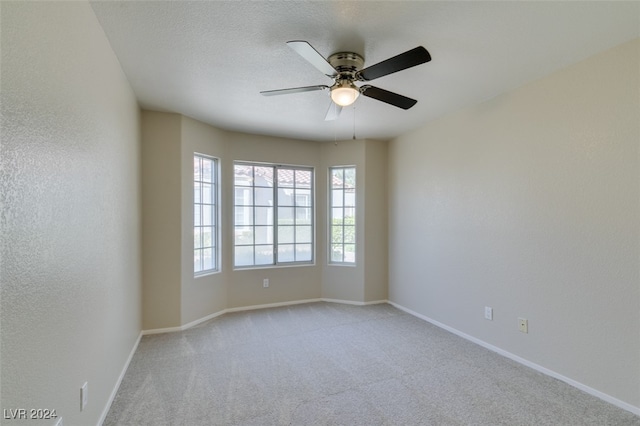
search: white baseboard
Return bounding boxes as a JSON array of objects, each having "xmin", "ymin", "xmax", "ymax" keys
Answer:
[
  {"xmin": 388, "ymin": 300, "xmax": 640, "ymax": 417},
  {"xmin": 227, "ymin": 298, "xmax": 323, "ymax": 313},
  {"xmin": 142, "ymin": 298, "xmax": 388, "ymax": 335},
  {"xmin": 141, "ymin": 309, "xmax": 229, "ymax": 335},
  {"xmin": 363, "ymin": 299, "xmax": 388, "ymax": 305},
  {"xmin": 98, "ymin": 331, "xmax": 142, "ymax": 425},
  {"xmin": 323, "ymin": 298, "xmax": 388, "ymax": 306}
]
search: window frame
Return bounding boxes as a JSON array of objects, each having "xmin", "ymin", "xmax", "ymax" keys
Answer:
[
  {"xmin": 193, "ymin": 153, "xmax": 220, "ymax": 276},
  {"xmin": 329, "ymin": 165, "xmax": 356, "ymax": 266},
  {"xmin": 233, "ymin": 161, "xmax": 315, "ymax": 269}
]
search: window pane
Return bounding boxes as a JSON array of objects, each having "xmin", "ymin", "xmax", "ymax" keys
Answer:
[
  {"xmin": 278, "ymin": 226, "xmax": 294, "ymax": 244},
  {"xmin": 235, "ymin": 246, "xmax": 254, "ymax": 266},
  {"xmin": 235, "ymin": 227, "xmax": 253, "ymax": 245},
  {"xmin": 203, "ymin": 248, "xmax": 213, "ymax": 270},
  {"xmin": 194, "ymin": 250, "xmax": 202, "ymax": 272},
  {"xmin": 331, "ymin": 244, "xmax": 343, "ymax": 262},
  {"xmin": 343, "ymin": 225, "xmax": 355, "ymax": 244},
  {"xmin": 234, "ymin": 165, "xmax": 253, "ymax": 186},
  {"xmin": 202, "ymin": 227, "xmax": 213, "ymax": 248},
  {"xmin": 295, "ymin": 189, "xmax": 311, "ymax": 206},
  {"xmin": 332, "ymin": 227, "xmax": 343, "ymax": 244},
  {"xmin": 195, "ymin": 155, "xmax": 218, "ymax": 274},
  {"xmin": 234, "ymin": 162, "xmax": 314, "ymax": 268},
  {"xmin": 194, "ymin": 157, "xmax": 202, "ymax": 180},
  {"xmin": 344, "ymin": 244, "xmax": 356, "ymax": 263},
  {"xmin": 235, "ymin": 187, "xmax": 252, "ymax": 205},
  {"xmin": 255, "ymin": 226, "xmax": 273, "ymax": 245},
  {"xmin": 278, "ymin": 188, "xmax": 294, "ymax": 206},
  {"xmin": 254, "ymin": 187, "xmax": 273, "ymax": 206},
  {"xmin": 277, "ymin": 168, "xmax": 294, "ymax": 188},
  {"xmin": 278, "ymin": 207, "xmax": 294, "ymax": 224},
  {"xmin": 344, "ymin": 168, "xmax": 356, "ymax": 188},
  {"xmin": 254, "ymin": 166, "xmax": 274, "ymax": 186},
  {"xmin": 255, "ymin": 245, "xmax": 273, "ymax": 265},
  {"xmin": 332, "ymin": 190, "xmax": 343, "ymax": 207},
  {"xmin": 332, "ymin": 208, "xmax": 344, "ymax": 223},
  {"xmin": 296, "ymin": 225, "xmax": 312, "ymax": 243},
  {"xmin": 332, "ymin": 168, "xmax": 343, "ymax": 189},
  {"xmin": 235, "ymin": 206, "xmax": 253, "ymax": 226},
  {"xmin": 194, "ymin": 205, "xmax": 201, "ymax": 226},
  {"xmin": 329, "ymin": 166, "xmax": 355, "ymax": 265},
  {"xmin": 194, "ymin": 228, "xmax": 202, "ymax": 249},
  {"xmin": 344, "ymin": 207, "xmax": 356, "ymax": 220},
  {"xmin": 296, "ymin": 244, "xmax": 312, "ymax": 261},
  {"xmin": 278, "ymin": 244, "xmax": 295, "ymax": 262},
  {"xmin": 202, "ymin": 183, "xmax": 212, "ymax": 203},
  {"xmin": 194, "ymin": 182, "xmax": 202, "ymax": 203},
  {"xmin": 344, "ymin": 189, "xmax": 356, "ymax": 207},
  {"xmin": 295, "ymin": 207, "xmax": 312, "ymax": 225},
  {"xmin": 255, "ymin": 207, "xmax": 273, "ymax": 225},
  {"xmin": 202, "ymin": 205, "xmax": 212, "ymax": 226},
  {"xmin": 202, "ymin": 159, "xmax": 213, "ymax": 183},
  {"xmin": 295, "ymin": 170, "xmax": 311, "ymax": 188}
]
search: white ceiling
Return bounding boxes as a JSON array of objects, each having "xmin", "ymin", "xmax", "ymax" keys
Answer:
[{"xmin": 90, "ymin": 1, "xmax": 639, "ymax": 142}]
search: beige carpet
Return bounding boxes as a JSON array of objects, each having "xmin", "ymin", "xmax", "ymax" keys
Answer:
[{"xmin": 104, "ymin": 302, "xmax": 639, "ymax": 425}]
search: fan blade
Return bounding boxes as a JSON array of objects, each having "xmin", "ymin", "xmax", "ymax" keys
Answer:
[
  {"xmin": 360, "ymin": 85, "xmax": 417, "ymax": 110},
  {"xmin": 324, "ymin": 102, "xmax": 342, "ymax": 121},
  {"xmin": 287, "ymin": 41, "xmax": 338, "ymax": 77},
  {"xmin": 260, "ymin": 85, "xmax": 328, "ymax": 96},
  {"xmin": 357, "ymin": 46, "xmax": 431, "ymax": 81}
]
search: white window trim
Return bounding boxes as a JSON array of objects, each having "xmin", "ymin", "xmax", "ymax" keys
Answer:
[
  {"xmin": 328, "ymin": 165, "xmax": 357, "ymax": 266},
  {"xmin": 194, "ymin": 153, "xmax": 220, "ymax": 276},
  {"xmin": 233, "ymin": 161, "xmax": 315, "ymax": 270}
]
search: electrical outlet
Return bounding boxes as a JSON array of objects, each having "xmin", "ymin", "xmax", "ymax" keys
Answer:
[
  {"xmin": 484, "ymin": 306, "xmax": 493, "ymax": 320},
  {"xmin": 263, "ymin": 278, "xmax": 269, "ymax": 288},
  {"xmin": 518, "ymin": 317, "xmax": 528, "ymax": 333},
  {"xmin": 80, "ymin": 382, "xmax": 88, "ymax": 411}
]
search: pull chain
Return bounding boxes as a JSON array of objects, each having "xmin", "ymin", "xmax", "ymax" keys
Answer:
[
  {"xmin": 334, "ymin": 117, "xmax": 338, "ymax": 146},
  {"xmin": 352, "ymin": 106, "xmax": 356, "ymax": 140}
]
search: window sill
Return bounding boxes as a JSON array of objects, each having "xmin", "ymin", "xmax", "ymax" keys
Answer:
[
  {"xmin": 194, "ymin": 270, "xmax": 221, "ymax": 279},
  {"xmin": 233, "ymin": 262, "xmax": 316, "ymax": 272},
  {"xmin": 328, "ymin": 262, "xmax": 357, "ymax": 267}
]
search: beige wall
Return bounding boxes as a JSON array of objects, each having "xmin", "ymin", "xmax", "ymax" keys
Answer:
[
  {"xmin": 224, "ymin": 132, "xmax": 324, "ymax": 308},
  {"xmin": 141, "ymin": 112, "xmax": 182, "ymax": 329},
  {"xmin": 1, "ymin": 2, "xmax": 142, "ymax": 425},
  {"xmin": 320, "ymin": 139, "xmax": 388, "ymax": 303},
  {"xmin": 364, "ymin": 139, "xmax": 389, "ymax": 302},
  {"xmin": 141, "ymin": 124, "xmax": 326, "ymax": 327},
  {"xmin": 141, "ymin": 124, "xmax": 390, "ymax": 327},
  {"xmin": 180, "ymin": 116, "xmax": 229, "ymax": 324},
  {"xmin": 321, "ymin": 140, "xmax": 367, "ymax": 301},
  {"xmin": 388, "ymin": 39, "xmax": 640, "ymax": 408}
]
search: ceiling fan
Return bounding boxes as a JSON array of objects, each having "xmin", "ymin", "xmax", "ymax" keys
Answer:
[{"xmin": 260, "ymin": 41, "xmax": 431, "ymax": 120}]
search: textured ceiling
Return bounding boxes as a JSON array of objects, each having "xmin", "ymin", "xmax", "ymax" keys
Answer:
[{"xmin": 90, "ymin": 1, "xmax": 639, "ymax": 142}]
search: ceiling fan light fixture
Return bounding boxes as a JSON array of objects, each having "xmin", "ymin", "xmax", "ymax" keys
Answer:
[{"xmin": 330, "ymin": 81, "xmax": 359, "ymax": 107}]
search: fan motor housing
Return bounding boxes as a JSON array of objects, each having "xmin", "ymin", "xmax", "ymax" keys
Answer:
[{"xmin": 328, "ymin": 52, "xmax": 365, "ymax": 74}]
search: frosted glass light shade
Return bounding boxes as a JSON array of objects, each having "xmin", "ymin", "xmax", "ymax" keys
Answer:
[{"xmin": 330, "ymin": 83, "xmax": 359, "ymax": 106}]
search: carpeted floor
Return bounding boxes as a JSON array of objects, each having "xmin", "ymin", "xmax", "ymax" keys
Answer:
[{"xmin": 104, "ymin": 302, "xmax": 639, "ymax": 425}]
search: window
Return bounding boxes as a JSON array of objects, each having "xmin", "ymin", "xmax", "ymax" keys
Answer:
[
  {"xmin": 330, "ymin": 166, "xmax": 356, "ymax": 264},
  {"xmin": 234, "ymin": 163, "xmax": 314, "ymax": 268},
  {"xmin": 194, "ymin": 154, "xmax": 219, "ymax": 274}
]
